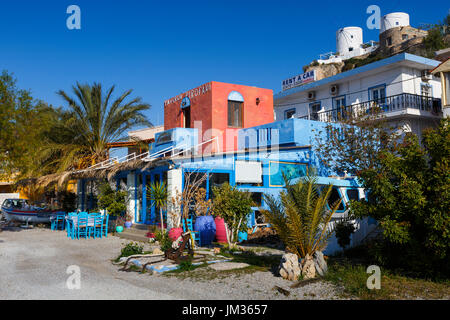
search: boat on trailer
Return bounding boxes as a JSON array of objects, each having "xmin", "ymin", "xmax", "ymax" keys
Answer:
[{"xmin": 1, "ymin": 199, "xmax": 64, "ymax": 224}]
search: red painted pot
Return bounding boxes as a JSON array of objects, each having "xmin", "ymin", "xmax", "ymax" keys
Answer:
[
  {"xmin": 214, "ymin": 217, "xmax": 228, "ymax": 243},
  {"xmin": 168, "ymin": 227, "xmax": 183, "ymax": 241}
]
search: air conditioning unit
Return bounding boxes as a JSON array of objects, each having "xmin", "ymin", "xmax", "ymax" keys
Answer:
[
  {"xmin": 307, "ymin": 91, "xmax": 316, "ymax": 100},
  {"xmin": 421, "ymin": 70, "xmax": 432, "ymax": 82},
  {"xmin": 330, "ymin": 84, "xmax": 339, "ymax": 96}
]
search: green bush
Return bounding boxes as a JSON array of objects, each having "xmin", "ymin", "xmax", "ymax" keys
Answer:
[
  {"xmin": 97, "ymin": 182, "xmax": 127, "ymax": 217},
  {"xmin": 119, "ymin": 242, "xmax": 143, "ymax": 258},
  {"xmin": 155, "ymin": 229, "xmax": 173, "ymax": 252},
  {"xmin": 212, "ymin": 183, "xmax": 254, "ymax": 246}
]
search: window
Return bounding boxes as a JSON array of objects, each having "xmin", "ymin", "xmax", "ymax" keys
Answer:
[
  {"xmin": 228, "ymin": 91, "xmax": 244, "ymax": 128},
  {"xmin": 333, "ymin": 96, "xmax": 346, "ymax": 120},
  {"xmin": 348, "ymin": 47, "xmax": 353, "ymax": 52},
  {"xmin": 269, "ymin": 161, "xmax": 307, "ymax": 187},
  {"xmin": 183, "ymin": 107, "xmax": 191, "ymax": 128},
  {"xmin": 370, "ymin": 85, "xmax": 386, "ymax": 103},
  {"xmin": 284, "ymin": 108, "xmax": 296, "ymax": 119},
  {"xmin": 402, "ymin": 34, "xmax": 408, "ymax": 41},
  {"xmin": 346, "ymin": 189, "xmax": 359, "ymax": 201},
  {"xmin": 386, "ymin": 37, "xmax": 392, "ymax": 46},
  {"xmin": 250, "ymin": 192, "xmax": 263, "ymax": 207},
  {"xmin": 327, "ymin": 187, "xmax": 345, "ymax": 212},
  {"xmin": 156, "ymin": 131, "xmax": 173, "ymax": 145},
  {"xmin": 421, "ymin": 83, "xmax": 432, "ymax": 97},
  {"xmin": 209, "ymin": 172, "xmax": 230, "ymax": 198},
  {"xmin": 309, "ymin": 102, "xmax": 321, "ymax": 120}
]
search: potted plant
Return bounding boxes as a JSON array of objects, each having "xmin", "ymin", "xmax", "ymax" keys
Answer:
[
  {"xmin": 124, "ymin": 212, "xmax": 133, "ymax": 228},
  {"xmin": 193, "ymin": 188, "xmax": 215, "ymax": 245},
  {"xmin": 167, "ymin": 191, "xmax": 184, "ymax": 241},
  {"xmin": 115, "ymin": 216, "xmax": 124, "ymax": 233}
]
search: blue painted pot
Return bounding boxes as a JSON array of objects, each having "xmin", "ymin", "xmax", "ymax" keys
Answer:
[
  {"xmin": 116, "ymin": 226, "xmax": 124, "ymax": 233},
  {"xmin": 124, "ymin": 221, "xmax": 132, "ymax": 229},
  {"xmin": 194, "ymin": 215, "xmax": 216, "ymax": 246},
  {"xmin": 238, "ymin": 231, "xmax": 248, "ymax": 242}
]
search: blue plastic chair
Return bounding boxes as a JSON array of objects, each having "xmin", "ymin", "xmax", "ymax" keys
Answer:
[
  {"xmin": 51, "ymin": 213, "xmax": 65, "ymax": 231},
  {"xmin": 101, "ymin": 214, "xmax": 109, "ymax": 238},
  {"xmin": 77, "ymin": 213, "xmax": 89, "ymax": 239},
  {"xmin": 182, "ymin": 218, "xmax": 201, "ymax": 247},
  {"xmin": 90, "ymin": 216, "xmax": 104, "ymax": 239}
]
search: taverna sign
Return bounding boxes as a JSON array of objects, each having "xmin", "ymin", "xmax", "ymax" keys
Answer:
[{"xmin": 282, "ymin": 70, "xmax": 316, "ymax": 91}]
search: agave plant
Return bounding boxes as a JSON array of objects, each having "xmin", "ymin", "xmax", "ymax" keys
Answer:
[
  {"xmin": 262, "ymin": 172, "xmax": 342, "ymax": 258},
  {"xmin": 147, "ymin": 181, "xmax": 168, "ymax": 232}
]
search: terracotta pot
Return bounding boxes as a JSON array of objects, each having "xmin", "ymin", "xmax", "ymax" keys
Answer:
[
  {"xmin": 168, "ymin": 227, "xmax": 183, "ymax": 241},
  {"xmin": 214, "ymin": 217, "xmax": 228, "ymax": 244}
]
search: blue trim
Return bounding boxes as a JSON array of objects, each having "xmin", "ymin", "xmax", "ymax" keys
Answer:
[{"xmin": 274, "ymin": 53, "xmax": 441, "ymax": 100}]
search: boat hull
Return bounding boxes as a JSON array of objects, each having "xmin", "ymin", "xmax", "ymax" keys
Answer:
[{"xmin": 1, "ymin": 207, "xmax": 58, "ymax": 224}]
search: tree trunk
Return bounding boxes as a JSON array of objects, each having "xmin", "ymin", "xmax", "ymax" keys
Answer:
[{"xmin": 160, "ymin": 207, "xmax": 164, "ymax": 233}]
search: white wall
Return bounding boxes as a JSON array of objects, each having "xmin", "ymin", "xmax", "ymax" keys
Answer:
[{"xmin": 275, "ymin": 65, "xmax": 442, "ymax": 121}]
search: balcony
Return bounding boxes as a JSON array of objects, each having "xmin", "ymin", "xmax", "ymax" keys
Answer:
[{"xmin": 299, "ymin": 93, "xmax": 442, "ymax": 123}]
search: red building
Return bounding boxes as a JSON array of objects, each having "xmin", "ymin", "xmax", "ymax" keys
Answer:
[{"xmin": 164, "ymin": 81, "xmax": 274, "ymax": 153}]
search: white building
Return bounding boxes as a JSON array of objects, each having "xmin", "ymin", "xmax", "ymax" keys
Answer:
[{"xmin": 275, "ymin": 53, "xmax": 443, "ymax": 139}]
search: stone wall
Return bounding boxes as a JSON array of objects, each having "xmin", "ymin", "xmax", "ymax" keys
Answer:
[{"xmin": 379, "ymin": 26, "xmax": 428, "ymax": 55}]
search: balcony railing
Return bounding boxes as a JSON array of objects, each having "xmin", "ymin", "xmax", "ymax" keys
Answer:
[{"xmin": 298, "ymin": 93, "xmax": 442, "ymax": 123}]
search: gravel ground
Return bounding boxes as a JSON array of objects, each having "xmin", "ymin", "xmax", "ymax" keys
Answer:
[{"xmin": 0, "ymin": 227, "xmax": 344, "ymax": 300}]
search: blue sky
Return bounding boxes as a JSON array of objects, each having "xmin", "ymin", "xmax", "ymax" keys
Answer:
[{"xmin": 1, "ymin": 0, "xmax": 448, "ymax": 129}]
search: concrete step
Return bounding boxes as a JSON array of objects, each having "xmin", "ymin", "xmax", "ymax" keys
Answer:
[{"xmin": 120, "ymin": 226, "xmax": 149, "ymax": 236}]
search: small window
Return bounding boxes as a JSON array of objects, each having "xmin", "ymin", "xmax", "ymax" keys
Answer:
[
  {"xmin": 183, "ymin": 106, "xmax": 191, "ymax": 128},
  {"xmin": 156, "ymin": 131, "xmax": 173, "ymax": 145},
  {"xmin": 209, "ymin": 172, "xmax": 230, "ymax": 198},
  {"xmin": 386, "ymin": 37, "xmax": 392, "ymax": 46},
  {"xmin": 285, "ymin": 108, "xmax": 296, "ymax": 119},
  {"xmin": 348, "ymin": 47, "xmax": 354, "ymax": 52},
  {"xmin": 310, "ymin": 102, "xmax": 321, "ymax": 120},
  {"xmin": 370, "ymin": 85, "xmax": 386, "ymax": 103},
  {"xmin": 421, "ymin": 84, "xmax": 432, "ymax": 98},
  {"xmin": 228, "ymin": 100, "xmax": 243, "ymax": 127},
  {"xmin": 250, "ymin": 192, "xmax": 262, "ymax": 207},
  {"xmin": 327, "ymin": 187, "xmax": 345, "ymax": 212},
  {"xmin": 402, "ymin": 34, "xmax": 408, "ymax": 40},
  {"xmin": 346, "ymin": 189, "xmax": 359, "ymax": 201}
]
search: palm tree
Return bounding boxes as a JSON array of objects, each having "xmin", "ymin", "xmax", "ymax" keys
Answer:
[
  {"xmin": 147, "ymin": 181, "xmax": 168, "ymax": 233},
  {"xmin": 38, "ymin": 82, "xmax": 151, "ymax": 173},
  {"xmin": 262, "ymin": 172, "xmax": 342, "ymax": 258}
]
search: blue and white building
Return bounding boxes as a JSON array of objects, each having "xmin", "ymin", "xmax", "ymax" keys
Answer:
[{"xmin": 275, "ymin": 53, "xmax": 443, "ymax": 141}]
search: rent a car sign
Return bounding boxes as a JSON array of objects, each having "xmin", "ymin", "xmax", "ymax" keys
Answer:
[{"xmin": 282, "ymin": 70, "xmax": 316, "ymax": 91}]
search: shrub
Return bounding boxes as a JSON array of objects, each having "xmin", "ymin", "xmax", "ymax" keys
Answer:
[
  {"xmin": 334, "ymin": 219, "xmax": 356, "ymax": 250},
  {"xmin": 212, "ymin": 183, "xmax": 254, "ymax": 247},
  {"xmin": 119, "ymin": 242, "xmax": 143, "ymax": 258},
  {"xmin": 97, "ymin": 182, "xmax": 127, "ymax": 217},
  {"xmin": 155, "ymin": 229, "xmax": 173, "ymax": 252}
]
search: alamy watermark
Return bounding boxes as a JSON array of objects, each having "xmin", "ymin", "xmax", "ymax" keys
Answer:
[
  {"xmin": 66, "ymin": 5, "xmax": 81, "ymax": 30},
  {"xmin": 366, "ymin": 265, "xmax": 381, "ymax": 290},
  {"xmin": 66, "ymin": 265, "xmax": 81, "ymax": 290}
]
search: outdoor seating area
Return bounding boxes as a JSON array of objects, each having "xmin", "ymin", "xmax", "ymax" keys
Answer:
[{"xmin": 50, "ymin": 212, "xmax": 109, "ymax": 240}]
